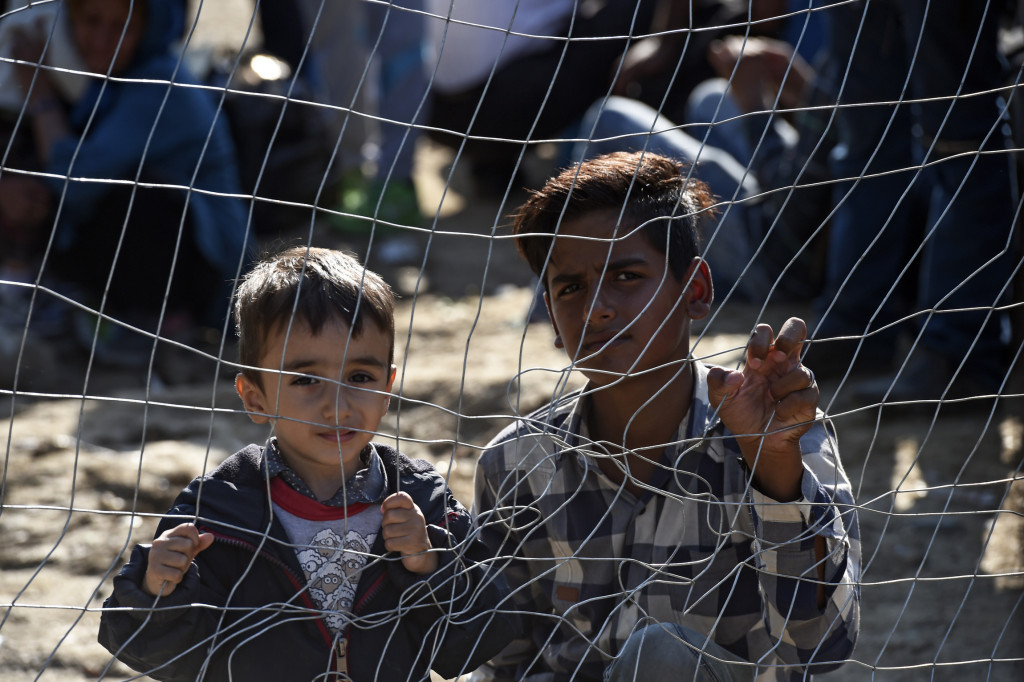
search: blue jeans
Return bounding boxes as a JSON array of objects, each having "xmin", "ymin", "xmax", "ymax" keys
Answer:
[
  {"xmin": 605, "ymin": 624, "xmax": 756, "ymax": 682},
  {"xmin": 815, "ymin": 0, "xmax": 1015, "ymax": 382},
  {"xmin": 683, "ymin": 78, "xmax": 793, "ymax": 182}
]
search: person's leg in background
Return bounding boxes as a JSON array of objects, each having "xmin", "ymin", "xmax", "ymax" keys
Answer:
[
  {"xmin": 809, "ymin": 0, "xmax": 922, "ymax": 380},
  {"xmin": 428, "ymin": 0, "xmax": 658, "ymax": 197},
  {"xmin": 889, "ymin": 0, "xmax": 1017, "ymax": 399},
  {"xmin": 605, "ymin": 623, "xmax": 756, "ymax": 682},
  {"xmin": 353, "ymin": 0, "xmax": 429, "ymax": 234}
]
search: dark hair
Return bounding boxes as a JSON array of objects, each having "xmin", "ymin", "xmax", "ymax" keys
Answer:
[
  {"xmin": 234, "ymin": 246, "xmax": 395, "ymax": 382},
  {"xmin": 512, "ymin": 151, "xmax": 717, "ymax": 283}
]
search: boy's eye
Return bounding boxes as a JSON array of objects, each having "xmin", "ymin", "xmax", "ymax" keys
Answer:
[
  {"xmin": 556, "ymin": 282, "xmax": 581, "ymax": 297},
  {"xmin": 614, "ymin": 271, "xmax": 640, "ymax": 281},
  {"xmin": 291, "ymin": 375, "xmax": 319, "ymax": 386},
  {"xmin": 348, "ymin": 372, "xmax": 376, "ymax": 385}
]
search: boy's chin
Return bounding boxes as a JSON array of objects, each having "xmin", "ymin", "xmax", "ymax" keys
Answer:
[
  {"xmin": 580, "ymin": 360, "xmax": 687, "ymax": 389},
  {"xmin": 579, "ymin": 365, "xmax": 638, "ymax": 388}
]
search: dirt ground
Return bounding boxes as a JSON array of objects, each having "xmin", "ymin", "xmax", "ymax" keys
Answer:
[
  {"xmin": 2, "ymin": 2, "xmax": 1023, "ymax": 680},
  {"xmin": 2, "ymin": 133, "xmax": 1023, "ymax": 680}
]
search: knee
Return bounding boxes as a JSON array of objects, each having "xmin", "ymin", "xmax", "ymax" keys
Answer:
[
  {"xmin": 606, "ymin": 623, "xmax": 753, "ymax": 682},
  {"xmin": 582, "ymin": 96, "xmax": 658, "ymax": 136},
  {"xmin": 686, "ymin": 78, "xmax": 733, "ymax": 124},
  {"xmin": 606, "ymin": 624, "xmax": 703, "ymax": 682}
]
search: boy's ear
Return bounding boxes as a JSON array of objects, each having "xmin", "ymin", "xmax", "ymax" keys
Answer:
[
  {"xmin": 683, "ymin": 258, "xmax": 713, "ymax": 320},
  {"xmin": 235, "ymin": 373, "xmax": 271, "ymax": 425},
  {"xmin": 543, "ymin": 291, "xmax": 565, "ymax": 349},
  {"xmin": 382, "ymin": 365, "xmax": 397, "ymax": 415}
]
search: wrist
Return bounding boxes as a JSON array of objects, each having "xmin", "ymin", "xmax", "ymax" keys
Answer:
[
  {"xmin": 739, "ymin": 440, "xmax": 804, "ymax": 501},
  {"xmin": 401, "ymin": 543, "xmax": 438, "ymax": 574},
  {"xmin": 143, "ymin": 576, "xmax": 166, "ymax": 598}
]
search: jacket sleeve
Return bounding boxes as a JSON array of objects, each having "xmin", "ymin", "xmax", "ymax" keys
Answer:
[
  {"xmin": 746, "ymin": 418, "xmax": 861, "ymax": 673},
  {"xmin": 97, "ymin": 539, "xmax": 227, "ymax": 681},
  {"xmin": 388, "ymin": 473, "xmax": 521, "ymax": 680},
  {"xmin": 96, "ymin": 498, "xmax": 285, "ymax": 681}
]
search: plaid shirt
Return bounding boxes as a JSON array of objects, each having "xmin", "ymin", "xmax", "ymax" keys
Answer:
[{"xmin": 473, "ymin": 361, "xmax": 860, "ymax": 682}]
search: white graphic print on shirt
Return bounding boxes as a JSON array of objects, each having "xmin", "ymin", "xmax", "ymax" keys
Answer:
[
  {"xmin": 296, "ymin": 526, "xmax": 378, "ymax": 633},
  {"xmin": 274, "ymin": 501, "xmax": 383, "ymax": 637}
]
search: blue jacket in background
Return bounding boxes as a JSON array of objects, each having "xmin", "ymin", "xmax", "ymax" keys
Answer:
[{"xmin": 46, "ymin": 0, "xmax": 251, "ymax": 279}]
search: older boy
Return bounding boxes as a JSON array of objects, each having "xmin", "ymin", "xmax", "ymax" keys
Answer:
[
  {"xmin": 473, "ymin": 152, "xmax": 860, "ymax": 681},
  {"xmin": 99, "ymin": 246, "xmax": 517, "ymax": 681}
]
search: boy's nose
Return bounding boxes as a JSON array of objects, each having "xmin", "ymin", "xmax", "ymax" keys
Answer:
[
  {"xmin": 325, "ymin": 386, "xmax": 352, "ymax": 424},
  {"xmin": 585, "ymin": 288, "xmax": 615, "ymax": 323}
]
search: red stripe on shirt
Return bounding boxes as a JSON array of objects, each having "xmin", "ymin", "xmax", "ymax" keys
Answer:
[{"xmin": 270, "ymin": 477, "xmax": 371, "ymax": 519}]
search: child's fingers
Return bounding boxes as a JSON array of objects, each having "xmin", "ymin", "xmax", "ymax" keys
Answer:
[
  {"xmin": 746, "ymin": 324, "xmax": 776, "ymax": 369},
  {"xmin": 774, "ymin": 385, "xmax": 820, "ymax": 424},
  {"xmin": 145, "ymin": 541, "xmax": 197, "ymax": 596},
  {"xmin": 772, "ymin": 317, "xmax": 807, "ymax": 360},
  {"xmin": 152, "ymin": 539, "xmax": 197, "ymax": 572},
  {"xmin": 706, "ymin": 366, "xmax": 744, "ymax": 408},
  {"xmin": 382, "ymin": 525, "xmax": 428, "ymax": 556},
  {"xmin": 167, "ymin": 522, "xmax": 208, "ymax": 549},
  {"xmin": 769, "ymin": 365, "xmax": 817, "ymax": 402},
  {"xmin": 381, "ymin": 505, "xmax": 424, "ymax": 539},
  {"xmin": 195, "ymin": 532, "xmax": 214, "ymax": 555},
  {"xmin": 769, "ymin": 363, "xmax": 819, "ymax": 422},
  {"xmin": 381, "ymin": 491, "xmax": 415, "ymax": 513},
  {"xmin": 156, "ymin": 524, "xmax": 212, "ymax": 562},
  {"xmin": 145, "ymin": 527, "xmax": 212, "ymax": 598},
  {"xmin": 381, "ymin": 502, "xmax": 431, "ymax": 556}
]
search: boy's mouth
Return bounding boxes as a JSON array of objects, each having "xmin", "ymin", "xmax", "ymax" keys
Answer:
[
  {"xmin": 581, "ymin": 330, "xmax": 626, "ymax": 354},
  {"xmin": 319, "ymin": 429, "xmax": 356, "ymax": 443}
]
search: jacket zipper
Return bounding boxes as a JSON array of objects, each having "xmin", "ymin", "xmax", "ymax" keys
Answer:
[
  {"xmin": 199, "ymin": 528, "xmax": 335, "ymax": 647},
  {"xmin": 208, "ymin": 527, "xmax": 393, "ymax": 679},
  {"xmin": 338, "ymin": 569, "xmax": 388, "ymax": 678}
]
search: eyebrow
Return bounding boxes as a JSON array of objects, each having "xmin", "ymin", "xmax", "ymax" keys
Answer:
[
  {"xmin": 279, "ymin": 355, "xmax": 390, "ymax": 373},
  {"xmin": 604, "ymin": 256, "xmax": 649, "ymax": 271},
  {"xmin": 549, "ymin": 256, "xmax": 650, "ymax": 284}
]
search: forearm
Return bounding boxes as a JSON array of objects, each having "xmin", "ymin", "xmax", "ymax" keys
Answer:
[
  {"xmin": 739, "ymin": 436, "xmax": 805, "ymax": 502},
  {"xmin": 756, "ymin": 526, "xmax": 860, "ymax": 669},
  {"xmin": 472, "ymin": 489, "xmax": 544, "ymax": 675},
  {"xmin": 385, "ymin": 520, "xmax": 520, "ymax": 678},
  {"xmin": 748, "ymin": 454, "xmax": 862, "ymax": 667}
]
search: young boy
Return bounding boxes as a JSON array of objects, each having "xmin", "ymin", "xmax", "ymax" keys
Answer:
[
  {"xmin": 473, "ymin": 152, "xmax": 861, "ymax": 681},
  {"xmin": 98, "ymin": 246, "xmax": 517, "ymax": 681}
]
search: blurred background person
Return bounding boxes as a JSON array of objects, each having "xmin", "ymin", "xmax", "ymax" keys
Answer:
[
  {"xmin": 424, "ymin": 0, "xmax": 657, "ymax": 197},
  {"xmin": 1, "ymin": 0, "xmax": 250, "ymax": 362},
  {"xmin": 809, "ymin": 0, "xmax": 1017, "ymax": 405}
]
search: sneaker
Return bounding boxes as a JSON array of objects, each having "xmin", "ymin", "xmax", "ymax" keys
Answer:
[{"xmin": 330, "ymin": 171, "xmax": 422, "ymax": 235}]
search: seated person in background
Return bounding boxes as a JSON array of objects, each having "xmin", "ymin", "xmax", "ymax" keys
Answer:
[
  {"xmin": 473, "ymin": 151, "xmax": 860, "ymax": 681},
  {"xmin": 98, "ymin": 247, "xmax": 518, "ymax": 681},
  {"xmin": 5, "ymin": 0, "xmax": 249, "ymax": 334},
  {"xmin": 424, "ymin": 0, "xmax": 657, "ymax": 196}
]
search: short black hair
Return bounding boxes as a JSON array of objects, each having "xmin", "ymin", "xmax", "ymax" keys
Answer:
[
  {"xmin": 513, "ymin": 151, "xmax": 717, "ymax": 284},
  {"xmin": 234, "ymin": 247, "xmax": 395, "ymax": 383}
]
